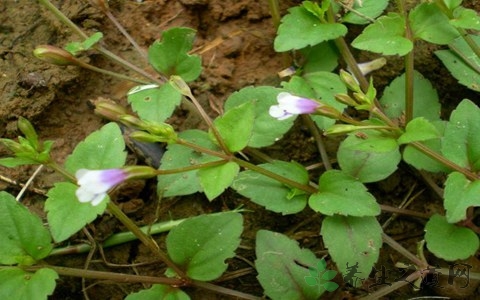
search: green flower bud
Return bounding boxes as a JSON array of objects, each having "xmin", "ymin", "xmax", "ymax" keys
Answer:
[
  {"xmin": 118, "ymin": 115, "xmax": 147, "ymax": 129},
  {"xmin": 325, "ymin": 124, "xmax": 360, "ymax": 135},
  {"xmin": 129, "ymin": 131, "xmax": 165, "ymax": 143},
  {"xmin": 335, "ymin": 93, "xmax": 358, "ymax": 106},
  {"xmin": 143, "ymin": 122, "xmax": 178, "ymax": 143},
  {"xmin": 0, "ymin": 138, "xmax": 23, "ymax": 153},
  {"xmin": 339, "ymin": 69, "xmax": 361, "ymax": 92},
  {"xmin": 17, "ymin": 117, "xmax": 39, "ymax": 150},
  {"xmin": 93, "ymin": 99, "xmax": 129, "ymax": 122},
  {"xmin": 169, "ymin": 75, "xmax": 192, "ymax": 97},
  {"xmin": 33, "ymin": 45, "xmax": 77, "ymax": 66}
]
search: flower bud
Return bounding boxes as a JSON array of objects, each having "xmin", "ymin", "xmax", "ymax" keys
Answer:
[
  {"xmin": 170, "ymin": 75, "xmax": 193, "ymax": 97},
  {"xmin": 33, "ymin": 45, "xmax": 77, "ymax": 66},
  {"xmin": 335, "ymin": 93, "xmax": 358, "ymax": 106},
  {"xmin": 17, "ymin": 117, "xmax": 39, "ymax": 150},
  {"xmin": 339, "ymin": 69, "xmax": 361, "ymax": 92},
  {"xmin": 93, "ymin": 99, "xmax": 129, "ymax": 122},
  {"xmin": 143, "ymin": 122, "xmax": 178, "ymax": 143},
  {"xmin": 0, "ymin": 138, "xmax": 23, "ymax": 153},
  {"xmin": 118, "ymin": 115, "xmax": 147, "ymax": 129},
  {"xmin": 325, "ymin": 124, "xmax": 359, "ymax": 135},
  {"xmin": 129, "ymin": 131, "xmax": 165, "ymax": 143}
]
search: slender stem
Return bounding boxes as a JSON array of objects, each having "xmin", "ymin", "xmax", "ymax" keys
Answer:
[
  {"xmin": 410, "ymin": 142, "xmax": 479, "ymax": 181},
  {"xmin": 106, "ymin": 202, "xmax": 188, "ymax": 280},
  {"xmin": 38, "ymin": 0, "xmax": 161, "ymax": 84},
  {"xmin": 301, "ymin": 115, "xmax": 332, "ymax": 170},
  {"xmin": 359, "ymin": 270, "xmax": 422, "ymax": 300},
  {"xmin": 382, "ymin": 232, "xmax": 426, "ymax": 268},
  {"xmin": 49, "ymin": 218, "xmax": 184, "ymax": 256},
  {"xmin": 176, "ymin": 139, "xmax": 318, "ymax": 194},
  {"xmin": 449, "ymin": 43, "xmax": 480, "ymax": 74},
  {"xmin": 74, "ymin": 58, "xmax": 150, "ymax": 84},
  {"xmin": 19, "ymin": 265, "xmax": 183, "ymax": 285},
  {"xmin": 401, "ymin": 0, "xmax": 415, "ymax": 123},
  {"xmin": 267, "ymin": 0, "xmax": 281, "ymax": 29},
  {"xmin": 156, "ymin": 160, "xmax": 228, "ymax": 175},
  {"xmin": 192, "ymin": 280, "xmax": 262, "ymax": 300},
  {"xmin": 379, "ymin": 204, "xmax": 431, "ymax": 219}
]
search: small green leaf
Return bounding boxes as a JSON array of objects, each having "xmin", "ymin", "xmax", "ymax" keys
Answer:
[
  {"xmin": 397, "ymin": 117, "xmax": 440, "ymax": 144},
  {"xmin": 444, "ymin": 172, "xmax": 480, "ymax": 223},
  {"xmin": 425, "ymin": 214, "xmax": 479, "ymax": 261},
  {"xmin": 211, "ymin": 101, "xmax": 254, "ymax": 152},
  {"xmin": 322, "ymin": 270, "xmax": 337, "ymax": 281},
  {"xmin": 403, "ymin": 121, "xmax": 450, "ymax": 172},
  {"xmin": 45, "ymin": 182, "xmax": 107, "ymax": 243},
  {"xmin": 380, "ymin": 70, "xmax": 441, "ymax": 121},
  {"xmin": 255, "ymin": 230, "xmax": 329, "ymax": 299},
  {"xmin": 443, "ymin": 0, "xmax": 462, "ymax": 10},
  {"xmin": 321, "ymin": 215, "xmax": 382, "ymax": 287},
  {"xmin": 166, "ymin": 212, "xmax": 243, "ymax": 281},
  {"xmin": 125, "ymin": 284, "xmax": 190, "ymax": 300},
  {"xmin": 435, "ymin": 35, "xmax": 480, "ymax": 92},
  {"xmin": 309, "ymin": 170, "xmax": 380, "ymax": 216},
  {"xmin": 198, "ymin": 162, "xmax": 239, "ymax": 200},
  {"xmin": 352, "ymin": 13, "xmax": 412, "ymax": 56},
  {"xmin": 0, "ymin": 192, "xmax": 53, "ymax": 265},
  {"xmin": 65, "ymin": 32, "xmax": 103, "ymax": 56},
  {"xmin": 442, "ymin": 99, "xmax": 480, "ymax": 171},
  {"xmin": 232, "ymin": 161, "xmax": 309, "ymax": 215},
  {"xmin": 409, "ymin": 2, "xmax": 459, "ymax": 44},
  {"xmin": 337, "ymin": 130, "xmax": 401, "ymax": 183},
  {"xmin": 0, "ymin": 267, "xmax": 58, "ymax": 300},
  {"xmin": 224, "ymin": 86, "xmax": 292, "ymax": 148},
  {"xmin": 323, "ymin": 281, "xmax": 340, "ymax": 292},
  {"xmin": 157, "ymin": 130, "xmax": 220, "ymax": 197},
  {"xmin": 128, "ymin": 83, "xmax": 182, "ymax": 123},
  {"xmin": 341, "ymin": 0, "xmax": 389, "ymax": 25},
  {"xmin": 64, "ymin": 122, "xmax": 127, "ymax": 174},
  {"xmin": 450, "ymin": 7, "xmax": 480, "ymax": 30},
  {"xmin": 274, "ymin": 6, "xmax": 347, "ymax": 52},
  {"xmin": 0, "ymin": 157, "xmax": 39, "ymax": 167},
  {"xmin": 148, "ymin": 27, "xmax": 201, "ymax": 81}
]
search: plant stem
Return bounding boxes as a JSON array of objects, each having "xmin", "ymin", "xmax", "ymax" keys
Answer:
[
  {"xmin": 74, "ymin": 58, "xmax": 150, "ymax": 84},
  {"xmin": 301, "ymin": 115, "xmax": 332, "ymax": 170},
  {"xmin": 382, "ymin": 233, "xmax": 426, "ymax": 268},
  {"xmin": 176, "ymin": 139, "xmax": 317, "ymax": 194},
  {"xmin": 267, "ymin": 0, "xmax": 281, "ymax": 29},
  {"xmin": 400, "ymin": 0, "xmax": 415, "ymax": 123},
  {"xmin": 411, "ymin": 142, "xmax": 479, "ymax": 181},
  {"xmin": 20, "ymin": 265, "xmax": 183, "ymax": 285},
  {"xmin": 49, "ymin": 218, "xmax": 185, "ymax": 256},
  {"xmin": 105, "ymin": 202, "xmax": 188, "ymax": 280},
  {"xmin": 38, "ymin": 0, "xmax": 160, "ymax": 84}
]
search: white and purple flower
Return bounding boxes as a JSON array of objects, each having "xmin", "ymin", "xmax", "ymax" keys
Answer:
[
  {"xmin": 75, "ymin": 168, "xmax": 127, "ymax": 206},
  {"xmin": 269, "ymin": 92, "xmax": 320, "ymax": 120}
]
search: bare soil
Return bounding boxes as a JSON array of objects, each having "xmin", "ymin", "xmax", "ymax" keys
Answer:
[{"xmin": 0, "ymin": 0, "xmax": 479, "ymax": 299}]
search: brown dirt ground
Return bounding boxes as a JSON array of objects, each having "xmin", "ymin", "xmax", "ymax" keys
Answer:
[{"xmin": 0, "ymin": 0, "xmax": 479, "ymax": 299}]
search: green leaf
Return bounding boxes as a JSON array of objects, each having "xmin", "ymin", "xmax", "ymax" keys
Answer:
[
  {"xmin": 127, "ymin": 83, "xmax": 182, "ymax": 123},
  {"xmin": 198, "ymin": 162, "xmax": 239, "ymax": 201},
  {"xmin": 397, "ymin": 117, "xmax": 440, "ymax": 144},
  {"xmin": 352, "ymin": 13, "xmax": 412, "ymax": 56},
  {"xmin": 45, "ymin": 182, "xmax": 108, "ymax": 243},
  {"xmin": 125, "ymin": 284, "xmax": 190, "ymax": 300},
  {"xmin": 409, "ymin": 2, "xmax": 459, "ymax": 44},
  {"xmin": 450, "ymin": 7, "xmax": 480, "ymax": 30},
  {"xmin": 0, "ymin": 157, "xmax": 39, "ymax": 167},
  {"xmin": 443, "ymin": 0, "xmax": 462, "ymax": 10},
  {"xmin": 300, "ymin": 42, "xmax": 339, "ymax": 74},
  {"xmin": 211, "ymin": 101, "xmax": 254, "ymax": 152},
  {"xmin": 232, "ymin": 161, "xmax": 309, "ymax": 215},
  {"xmin": 380, "ymin": 70, "xmax": 441, "ymax": 121},
  {"xmin": 255, "ymin": 230, "xmax": 329, "ymax": 299},
  {"xmin": 157, "ymin": 130, "xmax": 220, "ymax": 197},
  {"xmin": 444, "ymin": 172, "xmax": 480, "ymax": 223},
  {"xmin": 341, "ymin": 0, "xmax": 389, "ymax": 25},
  {"xmin": 166, "ymin": 212, "xmax": 243, "ymax": 281},
  {"xmin": 321, "ymin": 215, "xmax": 382, "ymax": 287},
  {"xmin": 0, "ymin": 267, "xmax": 58, "ymax": 300},
  {"xmin": 148, "ymin": 27, "xmax": 201, "ymax": 82},
  {"xmin": 64, "ymin": 122, "xmax": 127, "ymax": 173},
  {"xmin": 337, "ymin": 130, "xmax": 401, "ymax": 183},
  {"xmin": 274, "ymin": 6, "xmax": 347, "ymax": 52},
  {"xmin": 224, "ymin": 86, "xmax": 292, "ymax": 148},
  {"xmin": 309, "ymin": 170, "xmax": 380, "ymax": 217},
  {"xmin": 425, "ymin": 214, "xmax": 479, "ymax": 261},
  {"xmin": 0, "ymin": 192, "xmax": 53, "ymax": 265},
  {"xmin": 65, "ymin": 32, "xmax": 103, "ymax": 56},
  {"xmin": 442, "ymin": 99, "xmax": 480, "ymax": 171},
  {"xmin": 435, "ymin": 35, "xmax": 480, "ymax": 92},
  {"xmin": 403, "ymin": 121, "xmax": 450, "ymax": 172}
]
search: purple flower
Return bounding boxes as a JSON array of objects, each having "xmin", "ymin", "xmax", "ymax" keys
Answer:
[
  {"xmin": 75, "ymin": 169, "xmax": 127, "ymax": 206},
  {"xmin": 269, "ymin": 92, "xmax": 320, "ymax": 120}
]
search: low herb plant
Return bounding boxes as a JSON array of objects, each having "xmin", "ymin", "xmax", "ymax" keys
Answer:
[{"xmin": 1, "ymin": 0, "xmax": 479, "ymax": 299}]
